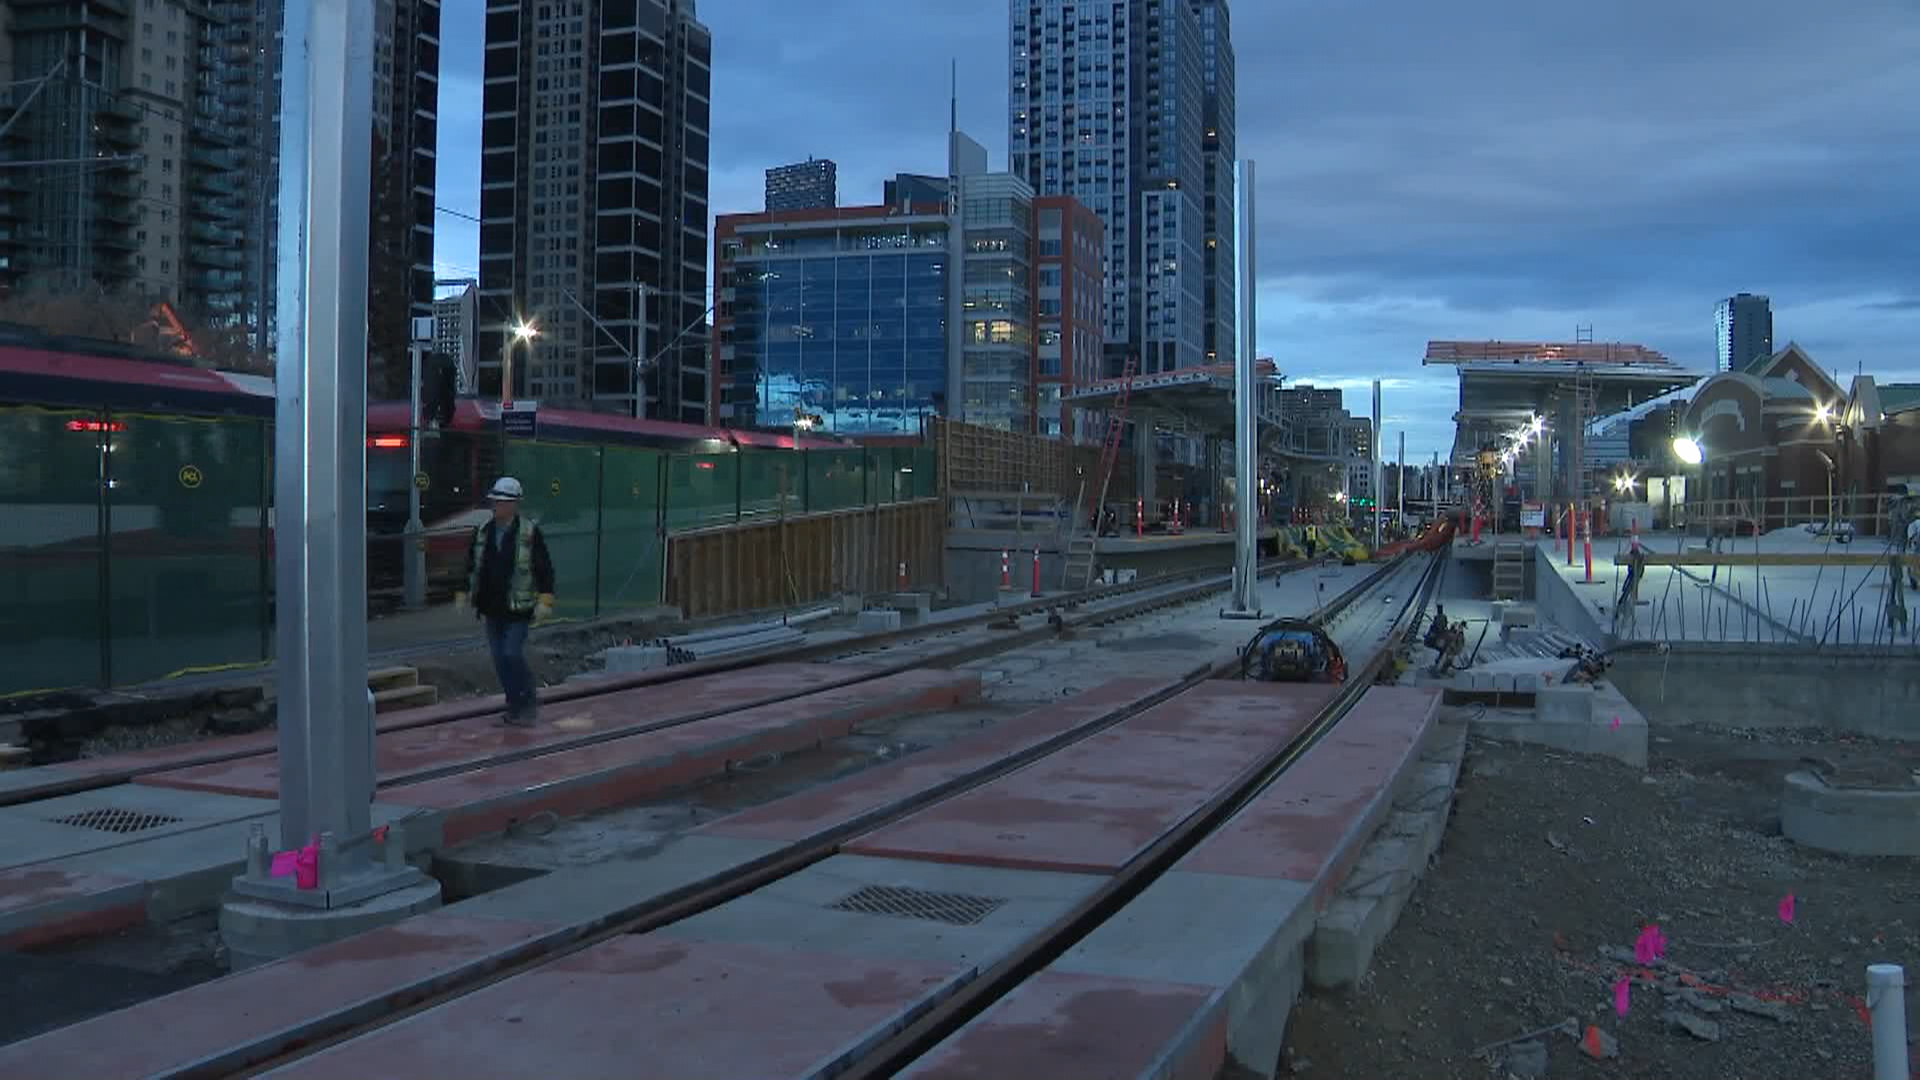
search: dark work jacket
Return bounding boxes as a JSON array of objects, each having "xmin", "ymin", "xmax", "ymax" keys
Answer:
[{"xmin": 467, "ymin": 516, "xmax": 556, "ymax": 621}]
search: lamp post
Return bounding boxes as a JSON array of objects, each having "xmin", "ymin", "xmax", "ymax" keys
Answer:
[{"xmin": 1672, "ymin": 436, "xmax": 1704, "ymax": 533}]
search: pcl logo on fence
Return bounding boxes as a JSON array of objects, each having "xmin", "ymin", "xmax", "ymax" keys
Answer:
[{"xmin": 178, "ymin": 465, "xmax": 203, "ymax": 489}]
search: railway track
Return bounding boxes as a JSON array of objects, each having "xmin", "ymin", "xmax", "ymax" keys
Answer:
[
  {"xmin": 217, "ymin": 547, "xmax": 1444, "ymax": 1080},
  {"xmin": 0, "ymin": 556, "xmax": 1311, "ymax": 811}
]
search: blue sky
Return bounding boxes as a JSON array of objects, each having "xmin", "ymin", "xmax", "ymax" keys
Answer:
[{"xmin": 433, "ymin": 0, "xmax": 1920, "ymax": 461}]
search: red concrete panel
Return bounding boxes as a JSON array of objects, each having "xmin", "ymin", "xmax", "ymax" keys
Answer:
[
  {"xmin": 845, "ymin": 684, "xmax": 1336, "ymax": 875},
  {"xmin": 261, "ymin": 937, "xmax": 964, "ymax": 1080},
  {"xmin": 132, "ymin": 663, "xmax": 887, "ymax": 800},
  {"xmin": 1177, "ymin": 686, "xmax": 1440, "ymax": 900},
  {"xmin": 0, "ymin": 914, "xmax": 556, "ymax": 1079},
  {"xmin": 696, "ymin": 678, "xmax": 1177, "ymax": 844},
  {"xmin": 394, "ymin": 670, "xmax": 982, "ymax": 846},
  {"xmin": 0, "ymin": 867, "xmax": 146, "ymax": 949},
  {"xmin": 902, "ymin": 970, "xmax": 1223, "ymax": 1080}
]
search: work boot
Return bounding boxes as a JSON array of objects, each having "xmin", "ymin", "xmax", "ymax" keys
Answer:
[{"xmin": 503, "ymin": 698, "xmax": 538, "ymax": 728}]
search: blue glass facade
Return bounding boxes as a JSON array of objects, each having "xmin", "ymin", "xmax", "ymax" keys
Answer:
[{"xmin": 724, "ymin": 225, "xmax": 948, "ymax": 435}]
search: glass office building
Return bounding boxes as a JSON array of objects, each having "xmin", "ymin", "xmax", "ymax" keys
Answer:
[{"xmin": 717, "ymin": 211, "xmax": 949, "ymax": 434}]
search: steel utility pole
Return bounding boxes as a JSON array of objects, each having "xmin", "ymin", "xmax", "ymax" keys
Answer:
[
  {"xmin": 1371, "ymin": 379, "xmax": 1383, "ymax": 550},
  {"xmin": 1397, "ymin": 430, "xmax": 1406, "ymax": 531},
  {"xmin": 270, "ymin": 0, "xmax": 376, "ymax": 854},
  {"xmin": 403, "ymin": 326, "xmax": 427, "ymax": 610},
  {"xmin": 223, "ymin": 0, "xmax": 436, "ymax": 962},
  {"xmin": 1226, "ymin": 158, "xmax": 1260, "ymax": 618}
]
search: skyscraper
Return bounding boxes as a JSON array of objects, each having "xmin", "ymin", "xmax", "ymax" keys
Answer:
[
  {"xmin": 1008, "ymin": 0, "xmax": 1233, "ymax": 376},
  {"xmin": 1195, "ymin": 0, "xmax": 1235, "ymax": 368},
  {"xmin": 477, "ymin": 0, "xmax": 713, "ymax": 422},
  {"xmin": 0, "ymin": 0, "xmax": 439, "ymax": 380},
  {"xmin": 765, "ymin": 157, "xmax": 836, "ymax": 212},
  {"xmin": 1715, "ymin": 293, "xmax": 1773, "ymax": 373}
]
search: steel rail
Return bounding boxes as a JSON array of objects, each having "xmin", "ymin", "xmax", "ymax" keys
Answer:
[
  {"xmin": 0, "ymin": 557, "xmax": 1308, "ymax": 809},
  {"xmin": 217, "ymin": 554, "xmax": 1425, "ymax": 1080},
  {"xmin": 837, "ymin": 550, "xmax": 1446, "ymax": 1080},
  {"xmin": 371, "ymin": 562, "xmax": 1301, "ymax": 791}
]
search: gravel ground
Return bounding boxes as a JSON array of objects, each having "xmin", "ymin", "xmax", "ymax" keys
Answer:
[{"xmin": 1283, "ymin": 721, "xmax": 1920, "ymax": 1079}]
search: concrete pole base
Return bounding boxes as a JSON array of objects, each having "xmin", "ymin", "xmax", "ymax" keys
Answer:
[{"xmin": 219, "ymin": 877, "xmax": 443, "ymax": 971}]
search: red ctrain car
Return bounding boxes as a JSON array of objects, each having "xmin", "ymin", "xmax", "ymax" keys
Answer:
[{"xmin": 0, "ymin": 323, "xmax": 842, "ymax": 598}]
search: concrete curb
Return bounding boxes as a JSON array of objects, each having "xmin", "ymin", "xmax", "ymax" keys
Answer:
[
  {"xmin": 1782, "ymin": 769, "xmax": 1920, "ymax": 857},
  {"xmin": 1307, "ymin": 720, "xmax": 1468, "ymax": 991}
]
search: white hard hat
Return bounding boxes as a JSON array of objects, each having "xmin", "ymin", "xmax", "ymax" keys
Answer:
[{"xmin": 487, "ymin": 476, "xmax": 523, "ymax": 501}]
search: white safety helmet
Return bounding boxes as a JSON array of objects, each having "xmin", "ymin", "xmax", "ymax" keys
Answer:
[{"xmin": 487, "ymin": 476, "xmax": 524, "ymax": 501}]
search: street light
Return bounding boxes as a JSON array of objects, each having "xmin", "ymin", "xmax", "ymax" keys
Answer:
[
  {"xmin": 500, "ymin": 319, "xmax": 539, "ymax": 408},
  {"xmin": 1672, "ymin": 437, "xmax": 1703, "ymax": 465}
]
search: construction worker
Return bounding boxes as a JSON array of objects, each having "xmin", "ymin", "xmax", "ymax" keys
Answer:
[
  {"xmin": 456, "ymin": 478, "xmax": 555, "ymax": 726},
  {"xmin": 1907, "ymin": 512, "xmax": 1920, "ymax": 590}
]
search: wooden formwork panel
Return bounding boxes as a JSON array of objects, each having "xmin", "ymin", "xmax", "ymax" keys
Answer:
[
  {"xmin": 665, "ymin": 500, "xmax": 944, "ymax": 619},
  {"xmin": 932, "ymin": 417, "xmax": 1135, "ymax": 506}
]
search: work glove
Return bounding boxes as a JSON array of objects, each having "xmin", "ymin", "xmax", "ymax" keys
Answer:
[{"xmin": 535, "ymin": 594, "xmax": 555, "ymax": 623}]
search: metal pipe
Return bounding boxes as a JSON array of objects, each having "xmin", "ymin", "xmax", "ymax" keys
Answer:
[
  {"xmin": 1870, "ymin": 964, "xmax": 1909, "ymax": 1080},
  {"xmin": 1230, "ymin": 159, "xmax": 1259, "ymax": 613},
  {"xmin": 404, "ymin": 341, "xmax": 426, "ymax": 610}
]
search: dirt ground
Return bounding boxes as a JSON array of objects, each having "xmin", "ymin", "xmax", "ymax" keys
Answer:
[{"xmin": 1284, "ymin": 719, "xmax": 1920, "ymax": 1079}]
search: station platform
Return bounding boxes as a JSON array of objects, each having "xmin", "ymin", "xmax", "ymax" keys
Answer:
[{"xmin": 1093, "ymin": 527, "xmax": 1280, "ymax": 554}]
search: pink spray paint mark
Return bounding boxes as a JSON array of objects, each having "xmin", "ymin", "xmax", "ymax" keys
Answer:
[
  {"xmin": 269, "ymin": 850, "xmax": 297, "ymax": 878},
  {"xmin": 1610, "ymin": 714, "xmax": 1622, "ymax": 731},
  {"xmin": 294, "ymin": 842, "xmax": 319, "ymax": 890},
  {"xmin": 1779, "ymin": 892, "xmax": 1796, "ymax": 925},
  {"xmin": 1613, "ymin": 975, "xmax": 1631, "ymax": 1017},
  {"xmin": 1634, "ymin": 924, "xmax": 1667, "ymax": 965}
]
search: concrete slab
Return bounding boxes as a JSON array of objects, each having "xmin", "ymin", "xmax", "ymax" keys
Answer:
[
  {"xmin": 1177, "ymin": 687, "xmax": 1441, "ymax": 903},
  {"xmin": 695, "ymin": 677, "xmax": 1178, "ymax": 845},
  {"xmin": 659, "ymin": 854, "xmax": 1099, "ymax": 969},
  {"xmin": 134, "ymin": 662, "xmax": 872, "ymax": 799},
  {"xmin": 0, "ymin": 913, "xmax": 563, "ymax": 1080},
  {"xmin": 897, "ymin": 970, "xmax": 1224, "ymax": 1080},
  {"xmin": 450, "ymin": 834, "xmax": 786, "ymax": 929},
  {"xmin": 0, "ymin": 867, "xmax": 147, "ymax": 950},
  {"xmin": 845, "ymin": 683, "xmax": 1334, "ymax": 875},
  {"xmin": 1055, "ymin": 869, "xmax": 1315, "ymax": 1078},
  {"xmin": 256, "ymin": 936, "xmax": 972, "ymax": 1080},
  {"xmin": 0, "ymin": 784, "xmax": 279, "ymax": 871},
  {"xmin": 393, "ymin": 670, "xmax": 982, "ymax": 846}
]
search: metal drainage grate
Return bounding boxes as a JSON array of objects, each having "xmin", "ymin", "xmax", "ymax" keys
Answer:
[
  {"xmin": 829, "ymin": 884, "xmax": 1007, "ymax": 927},
  {"xmin": 47, "ymin": 808, "xmax": 185, "ymax": 834}
]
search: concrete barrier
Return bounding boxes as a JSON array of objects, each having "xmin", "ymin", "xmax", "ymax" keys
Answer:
[
  {"xmin": 1609, "ymin": 643, "xmax": 1920, "ymax": 739},
  {"xmin": 1782, "ymin": 770, "xmax": 1920, "ymax": 857},
  {"xmin": 1527, "ymin": 544, "xmax": 1612, "ymax": 644}
]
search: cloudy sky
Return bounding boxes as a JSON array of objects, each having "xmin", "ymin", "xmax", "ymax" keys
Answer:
[{"xmin": 433, "ymin": 0, "xmax": 1920, "ymax": 460}]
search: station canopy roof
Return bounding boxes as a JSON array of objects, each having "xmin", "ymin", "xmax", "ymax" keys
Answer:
[{"xmin": 1061, "ymin": 360, "xmax": 1353, "ymax": 463}]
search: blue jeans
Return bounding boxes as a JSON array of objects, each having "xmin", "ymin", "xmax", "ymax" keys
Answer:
[{"xmin": 484, "ymin": 617, "xmax": 535, "ymax": 715}]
